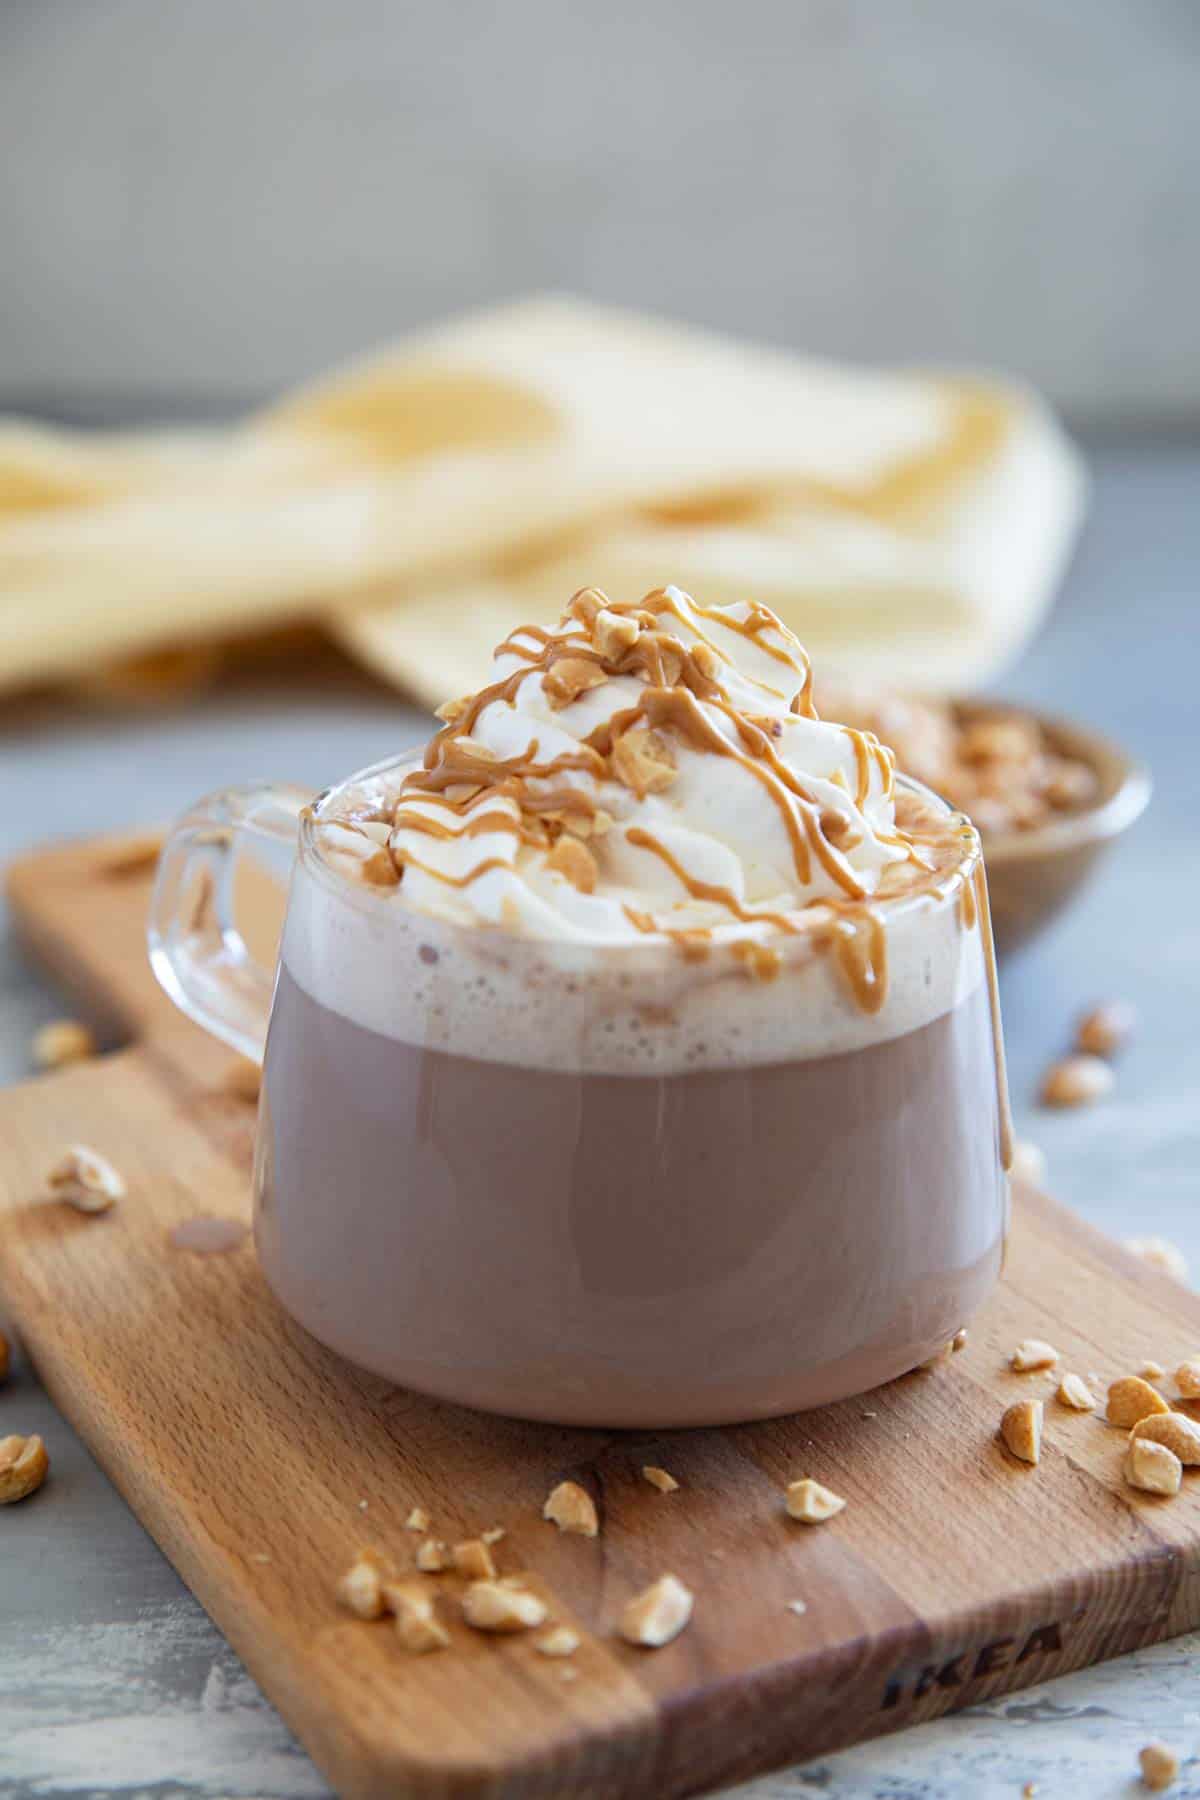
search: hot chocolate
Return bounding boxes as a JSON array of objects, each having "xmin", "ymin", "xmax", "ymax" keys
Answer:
[{"xmin": 250, "ymin": 585, "xmax": 1010, "ymax": 1425}]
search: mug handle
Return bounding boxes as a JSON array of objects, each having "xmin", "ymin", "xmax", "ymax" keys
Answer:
[{"xmin": 148, "ymin": 782, "xmax": 313, "ymax": 1062}]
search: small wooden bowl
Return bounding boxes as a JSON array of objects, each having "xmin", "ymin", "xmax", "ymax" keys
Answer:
[{"xmin": 960, "ymin": 701, "xmax": 1151, "ymax": 954}]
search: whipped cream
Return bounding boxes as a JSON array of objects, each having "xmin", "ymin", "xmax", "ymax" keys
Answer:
[{"xmin": 377, "ymin": 585, "xmax": 919, "ymax": 945}]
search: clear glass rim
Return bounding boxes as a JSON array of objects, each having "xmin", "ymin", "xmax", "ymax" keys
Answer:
[{"xmin": 299, "ymin": 747, "xmax": 982, "ymax": 942}]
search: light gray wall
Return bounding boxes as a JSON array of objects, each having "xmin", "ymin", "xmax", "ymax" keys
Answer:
[{"xmin": 1, "ymin": 0, "xmax": 1197, "ymax": 420}]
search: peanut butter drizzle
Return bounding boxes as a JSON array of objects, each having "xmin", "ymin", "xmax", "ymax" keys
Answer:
[
  {"xmin": 391, "ymin": 848, "xmax": 516, "ymax": 889},
  {"xmin": 972, "ymin": 858, "xmax": 1014, "ymax": 1172},
  {"xmin": 831, "ymin": 908, "xmax": 888, "ymax": 1014},
  {"xmin": 624, "ymin": 827, "xmax": 801, "ymax": 933},
  {"xmin": 379, "ymin": 584, "xmax": 983, "ymax": 1017}
]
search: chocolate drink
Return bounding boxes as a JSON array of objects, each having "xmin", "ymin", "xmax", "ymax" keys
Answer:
[
  {"xmin": 248, "ymin": 584, "xmax": 1011, "ymax": 1426},
  {"xmin": 255, "ymin": 915, "xmax": 1006, "ymax": 1427}
]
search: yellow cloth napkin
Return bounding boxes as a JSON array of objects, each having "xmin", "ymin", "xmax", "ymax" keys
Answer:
[{"xmin": 0, "ymin": 297, "xmax": 1085, "ymax": 704}]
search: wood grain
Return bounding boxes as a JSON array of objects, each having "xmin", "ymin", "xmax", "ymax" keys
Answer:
[{"xmin": 3, "ymin": 832, "xmax": 1200, "ymax": 1799}]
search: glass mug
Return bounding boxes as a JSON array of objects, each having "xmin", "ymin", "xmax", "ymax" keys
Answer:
[{"xmin": 150, "ymin": 753, "xmax": 1010, "ymax": 1428}]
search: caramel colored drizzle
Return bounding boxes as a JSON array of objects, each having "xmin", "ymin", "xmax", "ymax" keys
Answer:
[
  {"xmin": 392, "ymin": 806, "xmax": 522, "ymax": 842},
  {"xmin": 973, "ymin": 859, "xmax": 1014, "ymax": 1171},
  {"xmin": 832, "ymin": 909, "xmax": 888, "ymax": 1015},
  {"xmin": 391, "ymin": 848, "xmax": 515, "ymax": 889},
  {"xmin": 624, "ymin": 827, "xmax": 801, "ymax": 934},
  {"xmin": 375, "ymin": 584, "xmax": 982, "ymax": 1016}
]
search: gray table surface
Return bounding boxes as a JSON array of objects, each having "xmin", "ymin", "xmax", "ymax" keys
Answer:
[{"xmin": 2, "ymin": 438, "xmax": 1198, "ymax": 1799}]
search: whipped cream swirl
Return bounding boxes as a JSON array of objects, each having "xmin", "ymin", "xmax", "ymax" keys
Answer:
[{"xmin": 372, "ymin": 586, "xmax": 921, "ymax": 945}]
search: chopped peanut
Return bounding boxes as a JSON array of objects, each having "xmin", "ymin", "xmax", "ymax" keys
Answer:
[
  {"xmin": 415, "ymin": 1538, "xmax": 449, "ymax": 1573},
  {"xmin": 1139, "ymin": 1742, "xmax": 1180, "ymax": 1790},
  {"xmin": 452, "ymin": 1538, "xmax": 497, "ymax": 1581},
  {"xmin": 336, "ymin": 1551, "xmax": 387, "ymax": 1619},
  {"xmin": 1011, "ymin": 1338, "xmax": 1058, "ymax": 1373},
  {"xmin": 1010, "ymin": 1139, "xmax": 1047, "ymax": 1186},
  {"xmin": 785, "ymin": 1478, "xmax": 846, "ymax": 1524},
  {"xmin": 593, "ymin": 609, "xmax": 640, "ymax": 660},
  {"xmin": 1107, "ymin": 1377, "xmax": 1171, "ymax": 1429},
  {"xmin": 1056, "ymin": 1373, "xmax": 1098, "ymax": 1412},
  {"xmin": 611, "ymin": 726, "xmax": 678, "ymax": 798},
  {"xmin": 383, "ymin": 1581, "xmax": 450, "ymax": 1652},
  {"xmin": 1124, "ymin": 1237, "xmax": 1189, "ymax": 1284},
  {"xmin": 543, "ymin": 1480, "xmax": 599, "ymax": 1538},
  {"xmin": 1175, "ymin": 1359, "xmax": 1200, "ymax": 1399},
  {"xmin": 1040, "ymin": 1055, "xmax": 1114, "ymax": 1108},
  {"xmin": 45, "ymin": 1145, "xmax": 125, "ymax": 1213},
  {"xmin": 641, "ymin": 1465, "xmax": 679, "ymax": 1494},
  {"xmin": 462, "ymin": 1580, "xmax": 548, "ymax": 1633},
  {"xmin": 534, "ymin": 1625, "xmax": 580, "ymax": 1658},
  {"xmin": 32, "ymin": 1019, "xmax": 97, "ymax": 1070},
  {"xmin": 1140, "ymin": 1361, "xmax": 1166, "ymax": 1382},
  {"xmin": 545, "ymin": 836, "xmax": 598, "ymax": 894},
  {"xmin": 405, "ymin": 1506, "xmax": 431, "ymax": 1532},
  {"xmin": 619, "ymin": 1574, "xmax": 694, "ymax": 1648},
  {"xmin": 1000, "ymin": 1399, "xmax": 1043, "ymax": 1465},
  {"xmin": 1126, "ymin": 1439, "xmax": 1183, "ymax": 1497},
  {"xmin": 1130, "ymin": 1411, "xmax": 1200, "ymax": 1465},
  {"xmin": 1075, "ymin": 1001, "xmax": 1136, "ymax": 1058},
  {"xmin": 480, "ymin": 1526, "xmax": 506, "ymax": 1545},
  {"xmin": 0, "ymin": 1434, "xmax": 50, "ymax": 1505},
  {"xmin": 543, "ymin": 656, "xmax": 607, "ymax": 709}
]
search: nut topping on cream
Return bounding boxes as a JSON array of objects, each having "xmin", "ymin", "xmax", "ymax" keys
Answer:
[{"xmin": 317, "ymin": 587, "xmax": 977, "ymax": 1016}]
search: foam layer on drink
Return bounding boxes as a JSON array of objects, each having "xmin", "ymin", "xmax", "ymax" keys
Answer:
[
  {"xmin": 289, "ymin": 585, "xmax": 987, "ymax": 1073},
  {"xmin": 282, "ymin": 842, "xmax": 985, "ymax": 1075}
]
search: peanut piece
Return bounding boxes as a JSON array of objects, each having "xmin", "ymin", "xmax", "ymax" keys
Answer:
[
  {"xmin": 1075, "ymin": 1001, "xmax": 1136, "ymax": 1058},
  {"xmin": 641, "ymin": 1465, "xmax": 679, "ymax": 1494},
  {"xmin": 543, "ymin": 1480, "xmax": 599, "ymax": 1537},
  {"xmin": 1124, "ymin": 1237, "xmax": 1189, "ymax": 1284},
  {"xmin": 543, "ymin": 656, "xmax": 607, "ymax": 709},
  {"xmin": 45, "ymin": 1145, "xmax": 125, "ymax": 1213},
  {"xmin": 415, "ymin": 1538, "xmax": 449, "ymax": 1573},
  {"xmin": 336, "ymin": 1551, "xmax": 387, "ymax": 1619},
  {"xmin": 405, "ymin": 1506, "xmax": 430, "ymax": 1532},
  {"xmin": 462, "ymin": 1580, "xmax": 548, "ymax": 1633},
  {"xmin": 1000, "ymin": 1399, "xmax": 1043, "ymax": 1465},
  {"xmin": 545, "ymin": 836, "xmax": 598, "ymax": 894},
  {"xmin": 32, "ymin": 1019, "xmax": 97, "ymax": 1070},
  {"xmin": 1175, "ymin": 1359, "xmax": 1200, "ymax": 1399},
  {"xmin": 0, "ymin": 1434, "xmax": 50, "ymax": 1505},
  {"xmin": 534, "ymin": 1625, "xmax": 580, "ymax": 1658},
  {"xmin": 383, "ymin": 1581, "xmax": 450, "ymax": 1652},
  {"xmin": 593, "ymin": 609, "xmax": 640, "ymax": 660},
  {"xmin": 785, "ymin": 1478, "xmax": 846, "ymax": 1523},
  {"xmin": 1107, "ymin": 1377, "xmax": 1170, "ymax": 1429},
  {"xmin": 1140, "ymin": 1361, "xmax": 1166, "ymax": 1381},
  {"xmin": 1130, "ymin": 1411, "xmax": 1200, "ymax": 1465},
  {"xmin": 1011, "ymin": 1338, "xmax": 1058, "ymax": 1372},
  {"xmin": 1056, "ymin": 1373, "xmax": 1098, "ymax": 1411},
  {"xmin": 1139, "ymin": 1742, "xmax": 1180, "ymax": 1790},
  {"xmin": 1010, "ymin": 1139, "xmax": 1047, "ymax": 1186},
  {"xmin": 1125, "ymin": 1439, "xmax": 1183, "ymax": 1497},
  {"xmin": 1040, "ymin": 1055, "xmax": 1114, "ymax": 1108},
  {"xmin": 619, "ymin": 1574, "xmax": 694, "ymax": 1648},
  {"xmin": 452, "ymin": 1538, "xmax": 497, "ymax": 1580},
  {"xmin": 611, "ymin": 726, "xmax": 678, "ymax": 798}
]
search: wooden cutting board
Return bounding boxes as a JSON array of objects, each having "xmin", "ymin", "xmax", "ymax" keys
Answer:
[{"xmin": 4, "ymin": 830, "xmax": 1200, "ymax": 1800}]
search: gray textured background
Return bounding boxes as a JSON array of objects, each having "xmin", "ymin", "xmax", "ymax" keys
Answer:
[{"xmin": 1, "ymin": 0, "xmax": 1197, "ymax": 419}]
